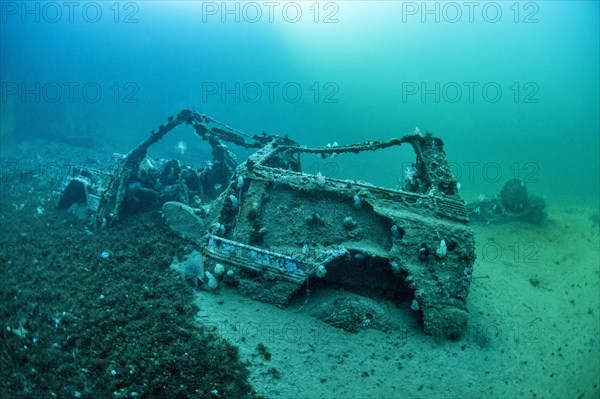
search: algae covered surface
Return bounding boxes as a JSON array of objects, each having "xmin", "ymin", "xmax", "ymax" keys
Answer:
[{"xmin": 0, "ymin": 178, "xmax": 256, "ymax": 398}]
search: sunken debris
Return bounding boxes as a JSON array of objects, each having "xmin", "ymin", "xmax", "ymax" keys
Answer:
[{"xmin": 58, "ymin": 110, "xmax": 476, "ymax": 339}]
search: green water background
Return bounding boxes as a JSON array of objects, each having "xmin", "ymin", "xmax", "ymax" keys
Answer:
[{"xmin": 1, "ymin": 1, "xmax": 598, "ymax": 205}]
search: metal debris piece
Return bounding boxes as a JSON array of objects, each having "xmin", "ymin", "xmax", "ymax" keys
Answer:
[{"xmin": 467, "ymin": 178, "xmax": 546, "ymax": 224}]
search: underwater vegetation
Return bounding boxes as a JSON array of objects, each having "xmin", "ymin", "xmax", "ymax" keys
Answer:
[{"xmin": 0, "ymin": 184, "xmax": 257, "ymax": 399}]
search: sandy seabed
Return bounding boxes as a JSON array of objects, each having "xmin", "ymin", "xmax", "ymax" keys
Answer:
[
  {"xmin": 194, "ymin": 203, "xmax": 599, "ymax": 399},
  {"xmin": 1, "ymin": 141, "xmax": 598, "ymax": 398}
]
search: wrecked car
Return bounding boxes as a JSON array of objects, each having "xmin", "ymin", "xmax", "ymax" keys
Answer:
[{"xmin": 58, "ymin": 109, "xmax": 476, "ymax": 339}]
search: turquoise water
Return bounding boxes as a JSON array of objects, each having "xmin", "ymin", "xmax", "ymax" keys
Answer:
[
  {"xmin": 2, "ymin": 1, "xmax": 598, "ymax": 204},
  {"xmin": 1, "ymin": 2, "xmax": 599, "ymax": 399}
]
